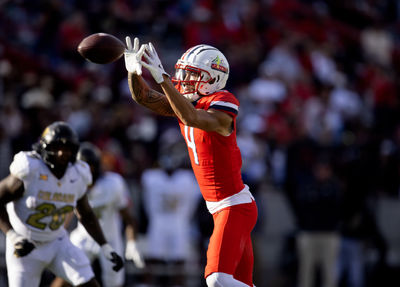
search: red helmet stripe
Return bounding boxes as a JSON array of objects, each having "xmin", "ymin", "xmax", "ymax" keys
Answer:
[{"xmin": 181, "ymin": 46, "xmax": 197, "ymax": 61}]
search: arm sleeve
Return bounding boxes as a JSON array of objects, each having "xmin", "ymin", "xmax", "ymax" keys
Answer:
[{"xmin": 208, "ymin": 92, "xmax": 239, "ymax": 118}]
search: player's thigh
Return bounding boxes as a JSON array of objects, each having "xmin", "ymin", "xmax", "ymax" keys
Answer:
[
  {"xmin": 205, "ymin": 202, "xmax": 257, "ymax": 278},
  {"xmin": 147, "ymin": 224, "xmax": 167, "ymax": 258},
  {"xmin": 168, "ymin": 227, "xmax": 189, "ymax": 260},
  {"xmin": 99, "ymin": 252, "xmax": 125, "ymax": 287},
  {"xmin": 48, "ymin": 235, "xmax": 94, "ymax": 286},
  {"xmin": 6, "ymin": 242, "xmax": 45, "ymax": 287},
  {"xmin": 233, "ymin": 236, "xmax": 254, "ymax": 286}
]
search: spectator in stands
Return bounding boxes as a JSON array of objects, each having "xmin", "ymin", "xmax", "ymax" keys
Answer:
[{"xmin": 292, "ymin": 155, "xmax": 342, "ymax": 287}]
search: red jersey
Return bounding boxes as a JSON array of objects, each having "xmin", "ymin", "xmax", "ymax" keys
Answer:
[{"xmin": 178, "ymin": 90, "xmax": 245, "ymax": 201}]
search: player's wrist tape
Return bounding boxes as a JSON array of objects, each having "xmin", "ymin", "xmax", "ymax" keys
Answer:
[
  {"xmin": 127, "ymin": 240, "xmax": 137, "ymax": 246},
  {"xmin": 101, "ymin": 243, "xmax": 114, "ymax": 258},
  {"xmin": 158, "ymin": 73, "xmax": 170, "ymax": 84},
  {"xmin": 6, "ymin": 229, "xmax": 23, "ymax": 244}
]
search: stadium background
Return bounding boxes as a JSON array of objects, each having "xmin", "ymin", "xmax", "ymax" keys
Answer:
[{"xmin": 0, "ymin": 0, "xmax": 400, "ymax": 286}]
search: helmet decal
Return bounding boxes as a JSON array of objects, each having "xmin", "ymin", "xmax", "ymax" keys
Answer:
[
  {"xmin": 41, "ymin": 127, "xmax": 50, "ymax": 138},
  {"xmin": 211, "ymin": 56, "xmax": 228, "ymax": 73}
]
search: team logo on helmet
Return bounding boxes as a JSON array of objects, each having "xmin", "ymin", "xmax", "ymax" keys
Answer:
[
  {"xmin": 211, "ymin": 56, "xmax": 228, "ymax": 73},
  {"xmin": 41, "ymin": 127, "xmax": 50, "ymax": 138}
]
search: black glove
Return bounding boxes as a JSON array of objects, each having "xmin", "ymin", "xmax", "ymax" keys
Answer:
[
  {"xmin": 101, "ymin": 244, "xmax": 124, "ymax": 272},
  {"xmin": 6, "ymin": 230, "xmax": 36, "ymax": 257},
  {"xmin": 14, "ymin": 239, "xmax": 36, "ymax": 257},
  {"xmin": 109, "ymin": 251, "xmax": 124, "ymax": 272}
]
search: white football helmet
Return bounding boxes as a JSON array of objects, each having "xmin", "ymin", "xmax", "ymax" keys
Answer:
[{"xmin": 173, "ymin": 44, "xmax": 229, "ymax": 101}]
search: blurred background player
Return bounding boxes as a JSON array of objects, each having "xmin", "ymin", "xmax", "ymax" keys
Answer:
[
  {"xmin": 141, "ymin": 128, "xmax": 201, "ymax": 286},
  {"xmin": 124, "ymin": 38, "xmax": 258, "ymax": 287},
  {"xmin": 0, "ymin": 121, "xmax": 123, "ymax": 287},
  {"xmin": 51, "ymin": 141, "xmax": 144, "ymax": 287}
]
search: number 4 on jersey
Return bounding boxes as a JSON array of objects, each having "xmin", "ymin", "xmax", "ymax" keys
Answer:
[{"xmin": 184, "ymin": 126, "xmax": 199, "ymax": 165}]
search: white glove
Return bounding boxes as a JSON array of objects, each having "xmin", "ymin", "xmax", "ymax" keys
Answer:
[
  {"xmin": 141, "ymin": 42, "xmax": 170, "ymax": 84},
  {"xmin": 101, "ymin": 243, "xmax": 124, "ymax": 272},
  {"xmin": 6, "ymin": 229, "xmax": 35, "ymax": 257},
  {"xmin": 125, "ymin": 240, "xmax": 145, "ymax": 268},
  {"xmin": 124, "ymin": 36, "xmax": 146, "ymax": 75}
]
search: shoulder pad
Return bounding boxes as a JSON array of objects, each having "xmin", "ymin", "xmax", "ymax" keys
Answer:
[
  {"xmin": 198, "ymin": 91, "xmax": 239, "ymax": 117},
  {"xmin": 27, "ymin": 151, "xmax": 41, "ymax": 160},
  {"xmin": 10, "ymin": 151, "xmax": 40, "ymax": 180},
  {"xmin": 211, "ymin": 91, "xmax": 239, "ymax": 104},
  {"xmin": 104, "ymin": 172, "xmax": 127, "ymax": 191},
  {"xmin": 209, "ymin": 92, "xmax": 239, "ymax": 116}
]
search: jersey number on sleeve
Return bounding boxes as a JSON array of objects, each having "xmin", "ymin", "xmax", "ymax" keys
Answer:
[
  {"xmin": 184, "ymin": 126, "xmax": 199, "ymax": 165},
  {"xmin": 26, "ymin": 203, "xmax": 74, "ymax": 230}
]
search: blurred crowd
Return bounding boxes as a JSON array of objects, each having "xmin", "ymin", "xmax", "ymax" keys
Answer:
[{"xmin": 1, "ymin": 0, "xmax": 400, "ymax": 286}]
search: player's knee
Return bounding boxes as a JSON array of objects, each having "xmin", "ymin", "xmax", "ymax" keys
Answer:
[{"xmin": 206, "ymin": 272, "xmax": 234, "ymax": 287}]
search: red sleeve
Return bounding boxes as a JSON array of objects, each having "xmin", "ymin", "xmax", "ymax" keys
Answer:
[{"xmin": 207, "ymin": 91, "xmax": 240, "ymax": 118}]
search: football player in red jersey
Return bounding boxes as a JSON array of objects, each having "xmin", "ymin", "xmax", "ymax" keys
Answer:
[{"xmin": 124, "ymin": 37, "xmax": 258, "ymax": 287}]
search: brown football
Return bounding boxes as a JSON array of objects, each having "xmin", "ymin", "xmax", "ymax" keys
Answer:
[{"xmin": 77, "ymin": 33, "xmax": 125, "ymax": 64}]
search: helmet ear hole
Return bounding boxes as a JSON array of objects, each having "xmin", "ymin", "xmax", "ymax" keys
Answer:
[{"xmin": 209, "ymin": 78, "xmax": 216, "ymax": 84}]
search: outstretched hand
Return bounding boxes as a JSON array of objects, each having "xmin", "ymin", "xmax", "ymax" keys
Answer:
[
  {"xmin": 141, "ymin": 42, "xmax": 170, "ymax": 84},
  {"xmin": 124, "ymin": 36, "xmax": 146, "ymax": 75}
]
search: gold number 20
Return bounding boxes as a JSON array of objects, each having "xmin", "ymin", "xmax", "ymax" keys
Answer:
[{"xmin": 26, "ymin": 203, "xmax": 73, "ymax": 230}]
